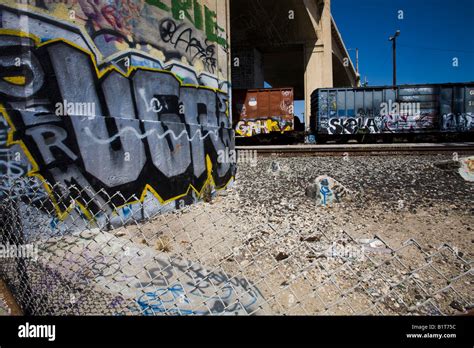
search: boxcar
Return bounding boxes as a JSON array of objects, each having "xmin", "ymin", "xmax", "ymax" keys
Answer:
[
  {"xmin": 310, "ymin": 83, "xmax": 474, "ymax": 142},
  {"xmin": 233, "ymin": 88, "xmax": 295, "ymax": 137}
]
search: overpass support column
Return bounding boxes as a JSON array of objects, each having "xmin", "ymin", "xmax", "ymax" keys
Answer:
[{"xmin": 303, "ymin": 0, "xmax": 333, "ymax": 130}]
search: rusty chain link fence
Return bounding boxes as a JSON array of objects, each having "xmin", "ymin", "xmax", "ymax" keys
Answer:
[{"xmin": 0, "ymin": 176, "xmax": 472, "ymax": 316}]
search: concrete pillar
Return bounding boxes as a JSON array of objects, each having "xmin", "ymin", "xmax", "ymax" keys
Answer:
[
  {"xmin": 303, "ymin": 0, "xmax": 333, "ymax": 129},
  {"xmin": 231, "ymin": 47, "xmax": 264, "ymax": 89}
]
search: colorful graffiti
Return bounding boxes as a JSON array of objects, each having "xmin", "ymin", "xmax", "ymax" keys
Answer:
[
  {"xmin": 459, "ymin": 156, "xmax": 474, "ymax": 182},
  {"xmin": 236, "ymin": 117, "xmax": 294, "ymax": 137},
  {"xmin": 132, "ymin": 260, "xmax": 263, "ymax": 315},
  {"xmin": 314, "ymin": 176, "xmax": 351, "ymax": 206},
  {"xmin": 232, "ymin": 88, "xmax": 294, "ymax": 137},
  {"xmin": 0, "ymin": 0, "xmax": 228, "ymax": 76},
  {"xmin": 40, "ymin": 230, "xmax": 266, "ymax": 315},
  {"xmin": 380, "ymin": 112, "xmax": 436, "ymax": 132},
  {"xmin": 0, "ymin": 1, "xmax": 233, "ymax": 223},
  {"xmin": 316, "ymin": 86, "xmax": 474, "ymax": 136}
]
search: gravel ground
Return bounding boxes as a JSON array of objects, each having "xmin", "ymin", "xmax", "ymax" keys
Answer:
[
  {"xmin": 228, "ymin": 154, "xmax": 473, "ymax": 253},
  {"xmin": 2, "ymin": 154, "xmax": 473, "ymax": 315},
  {"xmin": 131, "ymin": 153, "xmax": 473, "ymax": 315}
]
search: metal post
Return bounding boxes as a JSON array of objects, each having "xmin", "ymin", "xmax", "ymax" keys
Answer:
[
  {"xmin": 389, "ymin": 30, "xmax": 400, "ymax": 87},
  {"xmin": 356, "ymin": 48, "xmax": 359, "ymax": 75},
  {"xmin": 392, "ymin": 38, "xmax": 397, "ymax": 86}
]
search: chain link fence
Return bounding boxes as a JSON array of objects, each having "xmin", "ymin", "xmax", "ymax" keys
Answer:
[{"xmin": 0, "ymin": 176, "xmax": 472, "ymax": 316}]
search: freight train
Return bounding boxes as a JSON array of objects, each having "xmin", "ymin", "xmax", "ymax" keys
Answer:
[
  {"xmin": 232, "ymin": 87, "xmax": 303, "ymax": 144},
  {"xmin": 232, "ymin": 82, "xmax": 474, "ymax": 144},
  {"xmin": 309, "ymin": 82, "xmax": 474, "ymax": 143}
]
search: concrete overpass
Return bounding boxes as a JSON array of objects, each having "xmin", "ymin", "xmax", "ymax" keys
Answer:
[{"xmin": 230, "ymin": 0, "xmax": 360, "ymax": 128}]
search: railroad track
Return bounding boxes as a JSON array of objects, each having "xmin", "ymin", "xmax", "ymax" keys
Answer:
[{"xmin": 236, "ymin": 142, "xmax": 474, "ymax": 156}]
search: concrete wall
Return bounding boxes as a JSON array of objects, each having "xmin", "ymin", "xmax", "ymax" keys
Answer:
[{"xmin": 0, "ymin": 0, "xmax": 235, "ymax": 226}]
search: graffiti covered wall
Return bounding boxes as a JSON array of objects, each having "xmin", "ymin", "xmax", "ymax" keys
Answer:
[{"xmin": 0, "ymin": 0, "xmax": 235, "ymax": 226}]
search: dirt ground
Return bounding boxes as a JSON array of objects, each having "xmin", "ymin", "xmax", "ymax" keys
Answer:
[
  {"xmin": 0, "ymin": 279, "xmax": 22, "ymax": 315},
  {"xmin": 118, "ymin": 154, "xmax": 473, "ymax": 315},
  {"xmin": 2, "ymin": 154, "xmax": 472, "ymax": 315}
]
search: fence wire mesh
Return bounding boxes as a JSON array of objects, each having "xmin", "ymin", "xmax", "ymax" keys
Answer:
[{"xmin": 0, "ymin": 176, "xmax": 472, "ymax": 316}]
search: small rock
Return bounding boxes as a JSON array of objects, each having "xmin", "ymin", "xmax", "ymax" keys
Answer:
[
  {"xmin": 449, "ymin": 300, "xmax": 465, "ymax": 312},
  {"xmin": 275, "ymin": 252, "xmax": 289, "ymax": 262},
  {"xmin": 270, "ymin": 161, "xmax": 281, "ymax": 172},
  {"xmin": 300, "ymin": 235, "xmax": 321, "ymax": 243},
  {"xmin": 305, "ymin": 184, "xmax": 318, "ymax": 200}
]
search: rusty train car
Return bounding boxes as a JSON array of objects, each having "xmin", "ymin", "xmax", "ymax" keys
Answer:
[
  {"xmin": 310, "ymin": 82, "xmax": 474, "ymax": 143},
  {"xmin": 232, "ymin": 88, "xmax": 296, "ymax": 139}
]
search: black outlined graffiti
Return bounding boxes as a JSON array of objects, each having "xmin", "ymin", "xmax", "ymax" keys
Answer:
[
  {"xmin": 325, "ymin": 114, "xmax": 437, "ymax": 135},
  {"xmin": 133, "ymin": 258, "xmax": 264, "ymax": 315},
  {"xmin": 0, "ymin": 32, "xmax": 235, "ymax": 219},
  {"xmin": 159, "ymin": 18, "xmax": 217, "ymax": 74},
  {"xmin": 442, "ymin": 113, "xmax": 474, "ymax": 132}
]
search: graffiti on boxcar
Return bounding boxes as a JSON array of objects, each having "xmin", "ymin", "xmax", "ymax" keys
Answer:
[
  {"xmin": 381, "ymin": 112, "xmax": 436, "ymax": 132},
  {"xmin": 442, "ymin": 113, "xmax": 474, "ymax": 132},
  {"xmin": 317, "ymin": 86, "xmax": 474, "ymax": 136},
  {"xmin": 326, "ymin": 117, "xmax": 382, "ymax": 135},
  {"xmin": 326, "ymin": 113, "xmax": 436, "ymax": 135},
  {"xmin": 236, "ymin": 118, "xmax": 294, "ymax": 137}
]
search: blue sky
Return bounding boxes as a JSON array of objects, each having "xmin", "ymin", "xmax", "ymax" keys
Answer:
[
  {"xmin": 291, "ymin": 0, "xmax": 474, "ymax": 121},
  {"xmin": 334, "ymin": 0, "xmax": 474, "ymax": 86}
]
